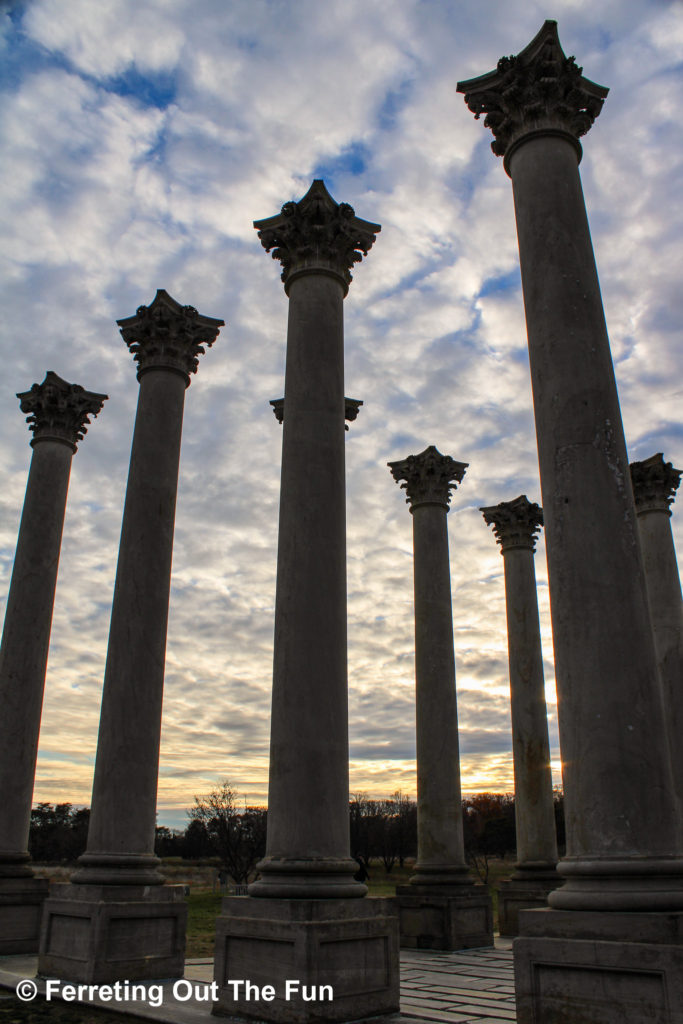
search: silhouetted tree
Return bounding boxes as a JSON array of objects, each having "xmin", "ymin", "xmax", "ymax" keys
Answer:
[
  {"xmin": 188, "ymin": 781, "xmax": 267, "ymax": 884},
  {"xmin": 28, "ymin": 803, "xmax": 89, "ymax": 862}
]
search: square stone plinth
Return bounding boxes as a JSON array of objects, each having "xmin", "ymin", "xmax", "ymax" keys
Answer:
[
  {"xmin": 212, "ymin": 896, "xmax": 400, "ymax": 1022},
  {"xmin": 514, "ymin": 907, "xmax": 683, "ymax": 1023},
  {"xmin": 38, "ymin": 882, "xmax": 187, "ymax": 983},
  {"xmin": 0, "ymin": 876, "xmax": 49, "ymax": 954},
  {"xmin": 396, "ymin": 885, "xmax": 493, "ymax": 950},
  {"xmin": 497, "ymin": 877, "xmax": 558, "ymax": 937}
]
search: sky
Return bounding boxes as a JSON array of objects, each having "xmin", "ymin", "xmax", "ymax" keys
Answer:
[{"xmin": 1, "ymin": 0, "xmax": 682, "ymax": 831}]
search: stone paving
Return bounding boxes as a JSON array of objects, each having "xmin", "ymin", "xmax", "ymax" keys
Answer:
[{"xmin": 0, "ymin": 938, "xmax": 516, "ymax": 1023}]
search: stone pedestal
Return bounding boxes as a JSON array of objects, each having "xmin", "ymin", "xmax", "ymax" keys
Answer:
[
  {"xmin": 0, "ymin": 372, "xmax": 106, "ymax": 952},
  {"xmin": 211, "ymin": 181, "xmax": 398, "ymax": 1020},
  {"xmin": 213, "ymin": 897, "xmax": 399, "ymax": 1022},
  {"xmin": 395, "ymin": 886, "xmax": 492, "ymax": 950},
  {"xmin": 514, "ymin": 908, "xmax": 683, "ymax": 1024},
  {"xmin": 39, "ymin": 883, "xmax": 187, "ymax": 984},
  {"xmin": 481, "ymin": 496, "xmax": 559, "ymax": 934},
  {"xmin": 459, "ymin": 20, "xmax": 683, "ymax": 1020},
  {"xmin": 389, "ymin": 447, "xmax": 493, "ymax": 950},
  {"xmin": 497, "ymin": 872, "xmax": 558, "ymax": 937},
  {"xmin": 38, "ymin": 291, "xmax": 222, "ymax": 981},
  {"xmin": 0, "ymin": 877, "xmax": 49, "ymax": 954}
]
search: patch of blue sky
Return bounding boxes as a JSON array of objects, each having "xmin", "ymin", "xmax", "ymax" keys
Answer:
[
  {"xmin": 376, "ymin": 76, "xmax": 415, "ymax": 131},
  {"xmin": 312, "ymin": 141, "xmax": 370, "ymax": 189},
  {"xmin": 477, "ymin": 268, "xmax": 520, "ymax": 299},
  {"xmin": 104, "ymin": 66, "xmax": 177, "ymax": 110}
]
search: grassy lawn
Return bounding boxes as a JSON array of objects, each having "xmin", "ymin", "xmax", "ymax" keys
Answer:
[{"xmin": 185, "ymin": 890, "xmax": 222, "ymax": 957}]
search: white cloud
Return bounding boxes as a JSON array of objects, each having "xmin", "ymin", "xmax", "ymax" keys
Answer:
[{"xmin": 0, "ymin": 0, "xmax": 679, "ymax": 830}]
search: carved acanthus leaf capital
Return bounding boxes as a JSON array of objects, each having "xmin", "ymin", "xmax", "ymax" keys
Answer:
[
  {"xmin": 481, "ymin": 494, "xmax": 543, "ymax": 553},
  {"xmin": 117, "ymin": 289, "xmax": 224, "ymax": 382},
  {"xmin": 457, "ymin": 20, "xmax": 608, "ymax": 170},
  {"xmin": 17, "ymin": 371, "xmax": 107, "ymax": 451},
  {"xmin": 630, "ymin": 453, "xmax": 681, "ymax": 516},
  {"xmin": 388, "ymin": 445, "xmax": 468, "ymax": 511},
  {"xmin": 270, "ymin": 396, "xmax": 363, "ymax": 430},
  {"xmin": 254, "ymin": 180, "xmax": 380, "ymax": 295}
]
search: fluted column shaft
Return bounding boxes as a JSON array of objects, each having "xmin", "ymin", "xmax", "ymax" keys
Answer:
[
  {"xmin": 631, "ymin": 454, "xmax": 683, "ymax": 819},
  {"xmin": 503, "ymin": 546, "xmax": 557, "ymax": 869},
  {"xmin": 0, "ymin": 442, "xmax": 73, "ymax": 873},
  {"xmin": 73, "ymin": 291, "xmax": 222, "ymax": 886},
  {"xmin": 481, "ymin": 496, "xmax": 558, "ymax": 875},
  {"xmin": 265, "ymin": 273, "xmax": 350, "ymax": 870},
  {"xmin": 389, "ymin": 446, "xmax": 471, "ymax": 887},
  {"xmin": 0, "ymin": 374, "xmax": 105, "ymax": 879},
  {"xmin": 250, "ymin": 179, "xmax": 380, "ymax": 898},
  {"xmin": 459, "ymin": 22, "xmax": 683, "ymax": 911},
  {"xmin": 75, "ymin": 371, "xmax": 186, "ymax": 883},
  {"xmin": 412, "ymin": 502, "xmax": 469, "ymax": 882}
]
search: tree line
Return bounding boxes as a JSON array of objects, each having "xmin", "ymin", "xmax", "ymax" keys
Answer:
[{"xmin": 29, "ymin": 784, "xmax": 565, "ymax": 884}]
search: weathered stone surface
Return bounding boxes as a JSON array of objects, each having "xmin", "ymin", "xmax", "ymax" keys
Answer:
[
  {"xmin": 249, "ymin": 183, "xmax": 378, "ymax": 901},
  {"xmin": 0, "ymin": 373, "xmax": 105, "ymax": 953},
  {"xmin": 0, "ymin": 877, "xmax": 49, "ymax": 954},
  {"xmin": 39, "ymin": 883, "xmax": 187, "ymax": 984},
  {"xmin": 460, "ymin": 19, "xmax": 683, "ymax": 1022},
  {"xmin": 389, "ymin": 447, "xmax": 491, "ymax": 949},
  {"xmin": 395, "ymin": 888, "xmax": 492, "ymax": 951},
  {"xmin": 497, "ymin": 875, "xmax": 558, "ymax": 937},
  {"xmin": 481, "ymin": 496, "xmax": 559, "ymax": 931},
  {"xmin": 631, "ymin": 453, "xmax": 683, "ymax": 826},
  {"xmin": 39, "ymin": 293, "xmax": 221, "ymax": 982},
  {"xmin": 213, "ymin": 897, "xmax": 399, "ymax": 1022},
  {"xmin": 515, "ymin": 908, "xmax": 683, "ymax": 1024},
  {"xmin": 460, "ymin": 22, "xmax": 683, "ymax": 915}
]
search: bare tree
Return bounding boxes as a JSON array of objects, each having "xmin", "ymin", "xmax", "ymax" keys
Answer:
[{"xmin": 188, "ymin": 781, "xmax": 266, "ymax": 885}]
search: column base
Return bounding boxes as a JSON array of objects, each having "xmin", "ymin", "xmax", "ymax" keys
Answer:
[
  {"xmin": 514, "ymin": 907, "xmax": 683, "ymax": 1023},
  {"xmin": 396, "ymin": 884, "xmax": 493, "ymax": 950},
  {"xmin": 0, "ymin": 876, "xmax": 49, "ymax": 953},
  {"xmin": 38, "ymin": 882, "xmax": 187, "ymax": 983},
  {"xmin": 497, "ymin": 871, "xmax": 559, "ymax": 937},
  {"xmin": 212, "ymin": 896, "xmax": 400, "ymax": 1022}
]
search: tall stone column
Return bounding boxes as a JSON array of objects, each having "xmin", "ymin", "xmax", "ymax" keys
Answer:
[
  {"xmin": 39, "ymin": 290, "xmax": 223, "ymax": 984},
  {"xmin": 389, "ymin": 446, "xmax": 493, "ymax": 950},
  {"xmin": 630, "ymin": 454, "xmax": 683, "ymax": 818},
  {"xmin": 459, "ymin": 21, "xmax": 683, "ymax": 1022},
  {"xmin": 480, "ymin": 496, "xmax": 558, "ymax": 935},
  {"xmin": 213, "ymin": 180, "xmax": 399, "ymax": 1023},
  {"xmin": 0, "ymin": 372, "xmax": 106, "ymax": 953}
]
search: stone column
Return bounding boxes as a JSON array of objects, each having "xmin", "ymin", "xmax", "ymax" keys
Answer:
[
  {"xmin": 39, "ymin": 290, "xmax": 223, "ymax": 984},
  {"xmin": 480, "ymin": 496, "xmax": 559, "ymax": 934},
  {"xmin": 631, "ymin": 454, "xmax": 683, "ymax": 817},
  {"xmin": 459, "ymin": 21, "xmax": 683, "ymax": 1021},
  {"xmin": 0, "ymin": 372, "xmax": 106, "ymax": 953},
  {"xmin": 388, "ymin": 445, "xmax": 493, "ymax": 950},
  {"xmin": 213, "ymin": 181, "xmax": 399, "ymax": 1023}
]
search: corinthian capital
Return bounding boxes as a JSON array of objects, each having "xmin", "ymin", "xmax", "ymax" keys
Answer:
[
  {"xmin": 254, "ymin": 179, "xmax": 380, "ymax": 295},
  {"xmin": 457, "ymin": 20, "xmax": 608, "ymax": 171},
  {"xmin": 630, "ymin": 453, "xmax": 682, "ymax": 516},
  {"xmin": 270, "ymin": 396, "xmax": 363, "ymax": 430},
  {"xmin": 480, "ymin": 495, "xmax": 543, "ymax": 553},
  {"xmin": 117, "ymin": 289, "xmax": 224, "ymax": 382},
  {"xmin": 17, "ymin": 371, "xmax": 107, "ymax": 451},
  {"xmin": 388, "ymin": 445, "xmax": 467, "ymax": 511}
]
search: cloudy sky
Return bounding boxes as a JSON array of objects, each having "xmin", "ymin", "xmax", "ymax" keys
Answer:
[{"xmin": 1, "ymin": 0, "xmax": 682, "ymax": 830}]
